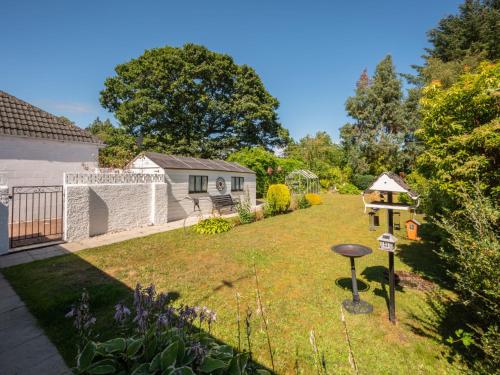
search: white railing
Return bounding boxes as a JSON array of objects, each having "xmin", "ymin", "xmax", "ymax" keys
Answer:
[{"xmin": 65, "ymin": 173, "xmax": 164, "ymax": 185}]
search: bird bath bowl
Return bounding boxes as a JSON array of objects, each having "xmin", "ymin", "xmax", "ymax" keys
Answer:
[{"xmin": 332, "ymin": 244, "xmax": 373, "ymax": 314}]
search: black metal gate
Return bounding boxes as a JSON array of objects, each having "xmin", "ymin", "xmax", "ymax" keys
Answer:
[{"xmin": 9, "ymin": 186, "xmax": 64, "ymax": 248}]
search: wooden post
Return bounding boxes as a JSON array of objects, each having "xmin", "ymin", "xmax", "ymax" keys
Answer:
[{"xmin": 387, "ymin": 192, "xmax": 396, "ymax": 323}]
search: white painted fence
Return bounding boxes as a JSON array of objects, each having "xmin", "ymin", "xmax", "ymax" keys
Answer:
[
  {"xmin": 64, "ymin": 173, "xmax": 168, "ymax": 241},
  {"xmin": 65, "ymin": 173, "xmax": 164, "ymax": 185}
]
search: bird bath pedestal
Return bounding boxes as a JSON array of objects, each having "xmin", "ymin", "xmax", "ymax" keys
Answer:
[{"xmin": 332, "ymin": 244, "xmax": 373, "ymax": 314}]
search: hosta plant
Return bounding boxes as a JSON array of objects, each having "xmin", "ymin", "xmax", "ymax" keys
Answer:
[
  {"xmin": 69, "ymin": 284, "xmax": 270, "ymax": 375},
  {"xmin": 193, "ymin": 218, "xmax": 234, "ymax": 234}
]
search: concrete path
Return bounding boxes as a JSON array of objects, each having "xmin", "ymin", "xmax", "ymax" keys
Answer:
[{"xmin": 0, "ymin": 274, "xmax": 71, "ymax": 375}]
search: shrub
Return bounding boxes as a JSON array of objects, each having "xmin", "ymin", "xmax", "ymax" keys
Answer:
[
  {"xmin": 305, "ymin": 193, "xmax": 322, "ymax": 205},
  {"xmin": 266, "ymin": 184, "xmax": 291, "ymax": 215},
  {"xmin": 436, "ymin": 190, "xmax": 500, "ymax": 372},
  {"xmin": 193, "ymin": 217, "xmax": 233, "ymax": 234},
  {"xmin": 297, "ymin": 195, "xmax": 311, "ymax": 209},
  {"xmin": 236, "ymin": 198, "xmax": 255, "ymax": 224},
  {"xmin": 352, "ymin": 174, "xmax": 376, "ymax": 190},
  {"xmin": 337, "ymin": 183, "xmax": 360, "ymax": 195}
]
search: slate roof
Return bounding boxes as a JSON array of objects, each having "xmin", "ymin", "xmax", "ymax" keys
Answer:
[
  {"xmin": 0, "ymin": 90, "xmax": 104, "ymax": 145},
  {"xmin": 142, "ymin": 152, "xmax": 255, "ymax": 174}
]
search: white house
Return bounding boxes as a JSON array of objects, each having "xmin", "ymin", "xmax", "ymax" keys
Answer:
[
  {"xmin": 127, "ymin": 152, "xmax": 256, "ymax": 221},
  {"xmin": 0, "ymin": 90, "xmax": 104, "ymax": 189}
]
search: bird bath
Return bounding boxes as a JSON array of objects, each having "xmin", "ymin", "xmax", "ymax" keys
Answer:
[{"xmin": 332, "ymin": 244, "xmax": 373, "ymax": 314}]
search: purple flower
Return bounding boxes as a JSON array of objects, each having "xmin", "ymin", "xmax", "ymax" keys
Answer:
[
  {"xmin": 114, "ymin": 303, "xmax": 131, "ymax": 324},
  {"xmin": 84, "ymin": 317, "xmax": 96, "ymax": 329}
]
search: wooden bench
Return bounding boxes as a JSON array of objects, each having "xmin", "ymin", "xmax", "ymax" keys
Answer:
[{"xmin": 210, "ymin": 194, "xmax": 237, "ymax": 215}]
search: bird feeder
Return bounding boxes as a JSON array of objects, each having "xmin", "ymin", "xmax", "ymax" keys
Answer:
[
  {"xmin": 361, "ymin": 172, "xmax": 419, "ymax": 324},
  {"xmin": 377, "ymin": 233, "xmax": 397, "ymax": 252},
  {"xmin": 368, "ymin": 210, "xmax": 380, "ymax": 231},
  {"xmin": 393, "ymin": 212, "xmax": 401, "ymax": 230}
]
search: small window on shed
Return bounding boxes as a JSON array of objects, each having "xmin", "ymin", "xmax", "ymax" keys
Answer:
[
  {"xmin": 189, "ymin": 175, "xmax": 208, "ymax": 193},
  {"xmin": 231, "ymin": 177, "xmax": 244, "ymax": 191},
  {"xmin": 409, "ymin": 223, "xmax": 415, "ymax": 230}
]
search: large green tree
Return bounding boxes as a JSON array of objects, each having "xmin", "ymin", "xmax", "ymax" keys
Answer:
[
  {"xmin": 415, "ymin": 62, "xmax": 500, "ymax": 214},
  {"xmin": 100, "ymin": 44, "xmax": 290, "ymax": 159},
  {"xmin": 407, "ymin": 0, "xmax": 499, "ymax": 90},
  {"xmin": 426, "ymin": 0, "xmax": 500, "ymax": 63},
  {"xmin": 415, "ymin": 62, "xmax": 500, "ymax": 373},
  {"xmin": 86, "ymin": 118, "xmax": 138, "ymax": 168},
  {"xmin": 340, "ymin": 56, "xmax": 412, "ymax": 174}
]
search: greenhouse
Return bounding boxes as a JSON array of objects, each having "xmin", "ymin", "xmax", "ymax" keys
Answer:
[{"xmin": 285, "ymin": 169, "xmax": 320, "ymax": 194}]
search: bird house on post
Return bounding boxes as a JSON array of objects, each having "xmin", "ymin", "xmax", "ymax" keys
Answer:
[
  {"xmin": 361, "ymin": 172, "xmax": 419, "ymax": 324},
  {"xmin": 377, "ymin": 233, "xmax": 397, "ymax": 252}
]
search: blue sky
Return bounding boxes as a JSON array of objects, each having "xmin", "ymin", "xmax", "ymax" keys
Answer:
[{"xmin": 0, "ymin": 0, "xmax": 462, "ymax": 142}]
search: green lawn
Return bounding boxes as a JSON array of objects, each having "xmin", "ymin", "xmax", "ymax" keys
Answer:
[{"xmin": 2, "ymin": 194, "xmax": 463, "ymax": 374}]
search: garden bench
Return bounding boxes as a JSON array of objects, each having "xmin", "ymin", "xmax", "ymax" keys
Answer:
[{"xmin": 210, "ymin": 194, "xmax": 237, "ymax": 215}]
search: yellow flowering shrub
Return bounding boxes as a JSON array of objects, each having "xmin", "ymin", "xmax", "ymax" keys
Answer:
[{"xmin": 305, "ymin": 193, "xmax": 322, "ymax": 205}]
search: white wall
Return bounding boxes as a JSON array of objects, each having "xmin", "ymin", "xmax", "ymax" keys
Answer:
[
  {"xmin": 0, "ymin": 185, "xmax": 9, "ymax": 254},
  {"xmin": 128, "ymin": 155, "xmax": 164, "ymax": 174},
  {"xmin": 164, "ymin": 169, "xmax": 256, "ymax": 222},
  {"xmin": 64, "ymin": 182, "xmax": 169, "ymax": 241},
  {"xmin": 0, "ymin": 136, "xmax": 100, "ymax": 189}
]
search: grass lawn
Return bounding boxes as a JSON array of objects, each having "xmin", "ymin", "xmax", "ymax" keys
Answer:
[{"xmin": 2, "ymin": 194, "xmax": 462, "ymax": 374}]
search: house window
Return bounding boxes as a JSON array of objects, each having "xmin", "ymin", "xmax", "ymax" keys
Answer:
[
  {"xmin": 189, "ymin": 175, "xmax": 208, "ymax": 193},
  {"xmin": 231, "ymin": 177, "xmax": 244, "ymax": 191},
  {"xmin": 409, "ymin": 224, "xmax": 415, "ymax": 230}
]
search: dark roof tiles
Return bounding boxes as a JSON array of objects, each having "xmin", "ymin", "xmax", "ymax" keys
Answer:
[
  {"xmin": 143, "ymin": 152, "xmax": 255, "ymax": 174},
  {"xmin": 0, "ymin": 90, "xmax": 104, "ymax": 145}
]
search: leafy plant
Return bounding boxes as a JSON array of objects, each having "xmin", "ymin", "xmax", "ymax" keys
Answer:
[
  {"xmin": 351, "ymin": 174, "xmax": 375, "ymax": 191},
  {"xmin": 68, "ymin": 284, "xmax": 270, "ymax": 375},
  {"xmin": 266, "ymin": 184, "xmax": 291, "ymax": 215},
  {"xmin": 193, "ymin": 218, "xmax": 234, "ymax": 235},
  {"xmin": 296, "ymin": 195, "xmax": 311, "ymax": 210},
  {"xmin": 236, "ymin": 196, "xmax": 255, "ymax": 224},
  {"xmin": 305, "ymin": 194, "xmax": 322, "ymax": 205},
  {"xmin": 436, "ymin": 189, "xmax": 500, "ymax": 373},
  {"xmin": 337, "ymin": 183, "xmax": 360, "ymax": 195}
]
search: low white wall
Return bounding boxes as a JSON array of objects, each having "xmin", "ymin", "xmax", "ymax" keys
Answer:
[{"xmin": 64, "ymin": 181, "xmax": 168, "ymax": 241}]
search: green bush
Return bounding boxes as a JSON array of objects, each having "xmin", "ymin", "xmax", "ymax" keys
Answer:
[
  {"xmin": 352, "ymin": 174, "xmax": 376, "ymax": 191},
  {"xmin": 266, "ymin": 184, "xmax": 291, "ymax": 215},
  {"xmin": 337, "ymin": 183, "xmax": 361, "ymax": 195},
  {"xmin": 193, "ymin": 218, "xmax": 233, "ymax": 234},
  {"xmin": 236, "ymin": 199, "xmax": 255, "ymax": 224},
  {"xmin": 297, "ymin": 195, "xmax": 311, "ymax": 209},
  {"xmin": 436, "ymin": 190, "xmax": 500, "ymax": 373}
]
